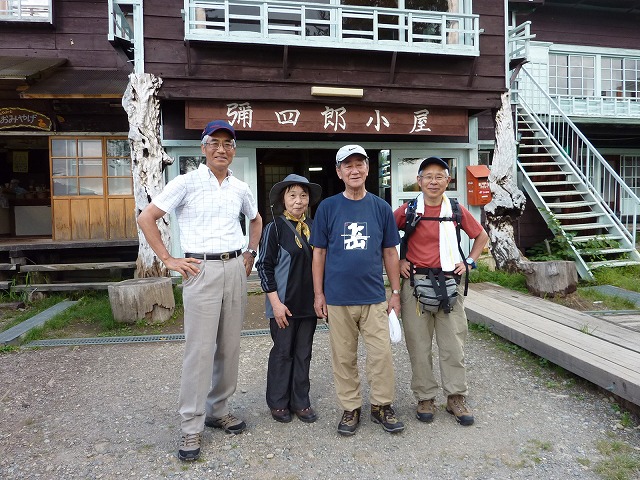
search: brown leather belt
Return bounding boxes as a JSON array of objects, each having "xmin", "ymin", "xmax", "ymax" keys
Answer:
[{"xmin": 185, "ymin": 250, "xmax": 242, "ymax": 261}]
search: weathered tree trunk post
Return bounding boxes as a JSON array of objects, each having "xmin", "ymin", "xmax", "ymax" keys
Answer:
[
  {"xmin": 520, "ymin": 260, "xmax": 578, "ymax": 297},
  {"xmin": 108, "ymin": 277, "xmax": 175, "ymax": 324},
  {"xmin": 484, "ymin": 91, "xmax": 527, "ymax": 272},
  {"xmin": 122, "ymin": 73, "xmax": 174, "ymax": 278}
]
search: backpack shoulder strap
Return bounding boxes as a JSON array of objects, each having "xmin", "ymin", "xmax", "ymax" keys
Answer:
[{"xmin": 400, "ymin": 197, "xmax": 420, "ymax": 260}]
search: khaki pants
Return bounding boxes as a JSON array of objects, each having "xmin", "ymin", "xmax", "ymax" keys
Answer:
[
  {"xmin": 400, "ymin": 276, "xmax": 468, "ymax": 401},
  {"xmin": 179, "ymin": 257, "xmax": 246, "ymax": 434},
  {"xmin": 326, "ymin": 302, "xmax": 396, "ymax": 411}
]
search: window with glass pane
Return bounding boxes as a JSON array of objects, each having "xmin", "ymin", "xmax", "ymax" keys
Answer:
[
  {"xmin": 397, "ymin": 155, "xmax": 457, "ymax": 193},
  {"xmin": 50, "ymin": 138, "xmax": 103, "ymax": 197},
  {"xmin": 550, "ymin": 54, "xmax": 595, "ymax": 97},
  {"xmin": 106, "ymin": 139, "xmax": 132, "ymax": 195}
]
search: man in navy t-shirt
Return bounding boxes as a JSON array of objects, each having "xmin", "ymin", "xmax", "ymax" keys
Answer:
[{"xmin": 310, "ymin": 144, "xmax": 404, "ymax": 436}]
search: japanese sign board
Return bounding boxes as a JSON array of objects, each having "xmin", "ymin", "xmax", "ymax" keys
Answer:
[
  {"xmin": 0, "ymin": 107, "xmax": 52, "ymax": 131},
  {"xmin": 186, "ymin": 101, "xmax": 467, "ymax": 137}
]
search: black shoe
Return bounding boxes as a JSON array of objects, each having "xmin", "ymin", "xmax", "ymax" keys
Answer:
[
  {"xmin": 204, "ymin": 413, "xmax": 247, "ymax": 434},
  {"xmin": 178, "ymin": 432, "xmax": 202, "ymax": 461},
  {"xmin": 370, "ymin": 404, "xmax": 405, "ymax": 433},
  {"xmin": 270, "ymin": 408, "xmax": 293, "ymax": 423},
  {"xmin": 294, "ymin": 407, "xmax": 318, "ymax": 423},
  {"xmin": 337, "ymin": 408, "xmax": 361, "ymax": 436}
]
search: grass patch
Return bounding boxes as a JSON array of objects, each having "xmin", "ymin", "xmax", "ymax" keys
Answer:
[
  {"xmin": 579, "ymin": 287, "xmax": 637, "ymax": 310},
  {"xmin": 12, "ymin": 287, "xmax": 184, "ymax": 344},
  {"xmin": 592, "ymin": 265, "xmax": 640, "ymax": 293},
  {"xmin": 594, "ymin": 440, "xmax": 640, "ymax": 480},
  {"xmin": 469, "ymin": 263, "xmax": 528, "ymax": 292}
]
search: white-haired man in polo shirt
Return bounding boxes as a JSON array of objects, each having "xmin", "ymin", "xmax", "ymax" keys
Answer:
[{"xmin": 138, "ymin": 119, "xmax": 262, "ymax": 462}]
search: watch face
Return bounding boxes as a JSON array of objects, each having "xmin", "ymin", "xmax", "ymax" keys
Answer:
[{"xmin": 466, "ymin": 258, "xmax": 473, "ymax": 264}]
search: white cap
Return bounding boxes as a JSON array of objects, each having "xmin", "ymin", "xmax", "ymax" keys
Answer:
[{"xmin": 336, "ymin": 144, "xmax": 368, "ymax": 165}]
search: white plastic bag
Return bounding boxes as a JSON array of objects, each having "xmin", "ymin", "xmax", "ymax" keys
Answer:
[{"xmin": 388, "ymin": 309, "xmax": 402, "ymax": 344}]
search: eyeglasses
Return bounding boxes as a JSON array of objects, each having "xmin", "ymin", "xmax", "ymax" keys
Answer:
[
  {"xmin": 203, "ymin": 140, "xmax": 236, "ymax": 151},
  {"xmin": 419, "ymin": 174, "xmax": 448, "ymax": 183}
]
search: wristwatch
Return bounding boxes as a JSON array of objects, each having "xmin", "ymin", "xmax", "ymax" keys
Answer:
[
  {"xmin": 465, "ymin": 257, "xmax": 477, "ymax": 269},
  {"xmin": 391, "ymin": 289, "xmax": 401, "ymax": 295},
  {"xmin": 246, "ymin": 249, "xmax": 257, "ymax": 258}
]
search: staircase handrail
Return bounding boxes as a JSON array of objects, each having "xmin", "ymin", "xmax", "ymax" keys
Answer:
[{"xmin": 514, "ymin": 67, "xmax": 639, "ymax": 245}]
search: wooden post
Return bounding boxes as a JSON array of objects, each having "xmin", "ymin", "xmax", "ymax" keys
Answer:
[
  {"xmin": 484, "ymin": 91, "xmax": 527, "ymax": 272},
  {"xmin": 122, "ymin": 73, "xmax": 175, "ymax": 278},
  {"xmin": 520, "ymin": 260, "xmax": 578, "ymax": 297},
  {"xmin": 108, "ymin": 277, "xmax": 175, "ymax": 324}
]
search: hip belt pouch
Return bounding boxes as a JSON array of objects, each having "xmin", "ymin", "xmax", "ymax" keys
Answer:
[{"xmin": 413, "ymin": 269, "xmax": 458, "ymax": 314}]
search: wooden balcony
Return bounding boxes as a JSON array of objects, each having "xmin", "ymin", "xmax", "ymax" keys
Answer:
[
  {"xmin": 0, "ymin": 0, "xmax": 52, "ymax": 23},
  {"xmin": 183, "ymin": 0, "xmax": 480, "ymax": 56}
]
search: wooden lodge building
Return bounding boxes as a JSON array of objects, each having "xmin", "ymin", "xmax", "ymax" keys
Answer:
[
  {"xmin": 0, "ymin": 0, "xmax": 507, "ymax": 269},
  {"xmin": 0, "ymin": 0, "xmax": 638, "ymax": 281}
]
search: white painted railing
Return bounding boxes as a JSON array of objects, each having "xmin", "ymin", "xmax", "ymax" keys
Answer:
[
  {"xmin": 108, "ymin": 0, "xmax": 135, "ymax": 43},
  {"xmin": 514, "ymin": 67, "xmax": 639, "ymax": 245},
  {"xmin": 555, "ymin": 95, "xmax": 640, "ymax": 118},
  {"xmin": 0, "ymin": 0, "xmax": 51, "ymax": 23},
  {"xmin": 183, "ymin": 0, "xmax": 480, "ymax": 56},
  {"xmin": 507, "ymin": 21, "xmax": 533, "ymax": 63}
]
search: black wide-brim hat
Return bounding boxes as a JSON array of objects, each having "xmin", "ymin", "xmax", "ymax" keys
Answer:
[{"xmin": 269, "ymin": 174, "xmax": 322, "ymax": 208}]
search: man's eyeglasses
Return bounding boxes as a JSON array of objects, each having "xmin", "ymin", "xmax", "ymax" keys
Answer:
[
  {"xmin": 419, "ymin": 174, "xmax": 448, "ymax": 183},
  {"xmin": 204, "ymin": 140, "xmax": 236, "ymax": 151}
]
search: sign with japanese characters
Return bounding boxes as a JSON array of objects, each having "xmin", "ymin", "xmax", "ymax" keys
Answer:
[
  {"xmin": 0, "ymin": 107, "xmax": 52, "ymax": 131},
  {"xmin": 186, "ymin": 101, "xmax": 467, "ymax": 137}
]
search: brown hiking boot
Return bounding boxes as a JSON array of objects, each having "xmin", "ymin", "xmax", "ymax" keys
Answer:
[
  {"xmin": 446, "ymin": 395, "xmax": 474, "ymax": 426},
  {"xmin": 337, "ymin": 408, "xmax": 361, "ymax": 436},
  {"xmin": 370, "ymin": 404, "xmax": 405, "ymax": 433},
  {"xmin": 416, "ymin": 399, "xmax": 436, "ymax": 423}
]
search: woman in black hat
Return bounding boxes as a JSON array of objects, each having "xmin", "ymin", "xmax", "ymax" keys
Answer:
[{"xmin": 256, "ymin": 174, "xmax": 322, "ymax": 424}]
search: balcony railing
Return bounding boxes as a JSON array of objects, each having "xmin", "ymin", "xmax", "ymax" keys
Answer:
[
  {"xmin": 0, "ymin": 0, "xmax": 52, "ymax": 23},
  {"xmin": 507, "ymin": 21, "xmax": 534, "ymax": 64},
  {"xmin": 183, "ymin": 0, "xmax": 480, "ymax": 56}
]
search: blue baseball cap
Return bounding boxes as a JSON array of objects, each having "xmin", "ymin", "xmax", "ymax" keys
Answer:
[
  {"xmin": 418, "ymin": 156, "xmax": 449, "ymax": 173},
  {"xmin": 201, "ymin": 120, "xmax": 236, "ymax": 140}
]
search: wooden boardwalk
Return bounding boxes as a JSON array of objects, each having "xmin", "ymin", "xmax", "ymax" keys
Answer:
[{"xmin": 465, "ymin": 283, "xmax": 640, "ymax": 407}]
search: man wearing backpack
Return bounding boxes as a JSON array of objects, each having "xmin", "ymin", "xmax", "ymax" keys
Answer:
[{"xmin": 393, "ymin": 156, "xmax": 488, "ymax": 426}]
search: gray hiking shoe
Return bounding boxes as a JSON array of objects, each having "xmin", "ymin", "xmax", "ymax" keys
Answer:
[
  {"xmin": 178, "ymin": 432, "xmax": 202, "ymax": 461},
  {"xmin": 205, "ymin": 413, "xmax": 246, "ymax": 434}
]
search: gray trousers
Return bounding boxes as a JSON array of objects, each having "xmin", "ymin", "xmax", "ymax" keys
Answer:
[{"xmin": 179, "ymin": 256, "xmax": 246, "ymax": 434}]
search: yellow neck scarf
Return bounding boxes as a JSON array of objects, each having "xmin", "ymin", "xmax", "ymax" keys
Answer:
[{"xmin": 283, "ymin": 211, "xmax": 310, "ymax": 249}]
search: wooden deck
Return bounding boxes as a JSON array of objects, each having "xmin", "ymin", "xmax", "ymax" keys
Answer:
[{"xmin": 465, "ymin": 283, "xmax": 640, "ymax": 407}]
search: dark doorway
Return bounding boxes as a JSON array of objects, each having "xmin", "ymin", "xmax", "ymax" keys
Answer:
[{"xmin": 257, "ymin": 148, "xmax": 380, "ymax": 224}]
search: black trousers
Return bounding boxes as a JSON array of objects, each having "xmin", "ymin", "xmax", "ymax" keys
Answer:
[{"xmin": 266, "ymin": 316, "xmax": 316, "ymax": 411}]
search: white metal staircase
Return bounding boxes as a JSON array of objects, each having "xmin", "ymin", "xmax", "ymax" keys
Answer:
[{"xmin": 513, "ymin": 68, "xmax": 640, "ymax": 280}]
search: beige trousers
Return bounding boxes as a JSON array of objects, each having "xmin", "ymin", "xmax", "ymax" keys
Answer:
[
  {"xmin": 326, "ymin": 302, "xmax": 396, "ymax": 411},
  {"xmin": 400, "ymin": 275, "xmax": 468, "ymax": 401}
]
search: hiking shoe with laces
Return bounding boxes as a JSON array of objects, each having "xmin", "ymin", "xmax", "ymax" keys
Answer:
[
  {"xmin": 446, "ymin": 395, "xmax": 474, "ymax": 426},
  {"xmin": 337, "ymin": 408, "xmax": 361, "ymax": 436},
  {"xmin": 416, "ymin": 399, "xmax": 436, "ymax": 423},
  {"xmin": 370, "ymin": 404, "xmax": 405, "ymax": 433},
  {"xmin": 205, "ymin": 413, "xmax": 246, "ymax": 434},
  {"xmin": 178, "ymin": 432, "xmax": 202, "ymax": 461}
]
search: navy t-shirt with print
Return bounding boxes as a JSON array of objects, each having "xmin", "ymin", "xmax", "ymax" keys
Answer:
[{"xmin": 310, "ymin": 192, "xmax": 400, "ymax": 306}]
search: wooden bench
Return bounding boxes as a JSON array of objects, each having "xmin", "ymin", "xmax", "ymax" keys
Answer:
[
  {"xmin": 465, "ymin": 283, "xmax": 640, "ymax": 407},
  {"xmin": 19, "ymin": 261, "xmax": 137, "ymax": 273},
  {"xmin": 10, "ymin": 276, "xmax": 180, "ymax": 293}
]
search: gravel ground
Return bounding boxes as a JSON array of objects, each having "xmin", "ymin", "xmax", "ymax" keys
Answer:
[{"xmin": 1, "ymin": 328, "xmax": 639, "ymax": 479}]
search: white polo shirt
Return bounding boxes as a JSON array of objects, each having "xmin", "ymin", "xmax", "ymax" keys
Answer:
[{"xmin": 152, "ymin": 164, "xmax": 258, "ymax": 254}]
